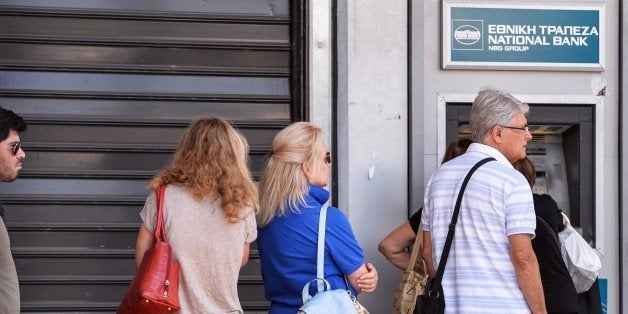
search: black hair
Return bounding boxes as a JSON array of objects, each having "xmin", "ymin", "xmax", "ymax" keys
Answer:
[{"xmin": 0, "ymin": 107, "xmax": 27, "ymax": 142}]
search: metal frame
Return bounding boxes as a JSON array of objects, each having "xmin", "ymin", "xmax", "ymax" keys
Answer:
[
  {"xmin": 619, "ymin": 0, "xmax": 626, "ymax": 311},
  {"xmin": 291, "ymin": 0, "xmax": 308, "ymax": 122}
]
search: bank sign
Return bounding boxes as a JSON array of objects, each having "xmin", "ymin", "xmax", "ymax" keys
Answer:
[{"xmin": 443, "ymin": 2, "xmax": 605, "ymax": 71}]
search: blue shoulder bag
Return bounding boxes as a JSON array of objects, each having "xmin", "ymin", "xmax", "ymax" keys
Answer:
[{"xmin": 297, "ymin": 204, "xmax": 359, "ymax": 314}]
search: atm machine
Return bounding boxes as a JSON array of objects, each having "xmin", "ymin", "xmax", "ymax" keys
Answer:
[
  {"xmin": 447, "ymin": 103, "xmax": 595, "ymax": 244},
  {"xmin": 527, "ymin": 131, "xmax": 570, "ymax": 215}
]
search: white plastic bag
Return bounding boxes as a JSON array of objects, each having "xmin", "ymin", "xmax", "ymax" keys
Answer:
[{"xmin": 558, "ymin": 214, "xmax": 601, "ymax": 293}]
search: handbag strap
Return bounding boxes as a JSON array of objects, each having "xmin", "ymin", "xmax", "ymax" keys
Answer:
[
  {"xmin": 537, "ymin": 216, "xmax": 560, "ymax": 247},
  {"xmin": 431, "ymin": 157, "xmax": 495, "ymax": 292},
  {"xmin": 316, "ymin": 204, "xmax": 330, "ymax": 292},
  {"xmin": 406, "ymin": 208, "xmax": 424, "ymax": 272},
  {"xmin": 316, "ymin": 204, "xmax": 356, "ymax": 295},
  {"xmin": 154, "ymin": 185, "xmax": 168, "ymax": 243}
]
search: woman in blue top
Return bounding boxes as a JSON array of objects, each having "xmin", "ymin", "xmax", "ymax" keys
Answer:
[{"xmin": 256, "ymin": 122, "xmax": 378, "ymax": 313}]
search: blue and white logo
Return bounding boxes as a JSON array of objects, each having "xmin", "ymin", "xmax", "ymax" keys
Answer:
[
  {"xmin": 452, "ymin": 19, "xmax": 483, "ymax": 50},
  {"xmin": 454, "ymin": 25, "xmax": 481, "ymax": 45}
]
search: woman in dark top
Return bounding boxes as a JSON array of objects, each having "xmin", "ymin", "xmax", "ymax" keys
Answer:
[{"xmin": 513, "ymin": 157, "xmax": 578, "ymax": 314}]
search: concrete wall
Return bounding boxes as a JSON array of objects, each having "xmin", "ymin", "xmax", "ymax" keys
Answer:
[
  {"xmin": 309, "ymin": 0, "xmax": 333, "ymax": 150},
  {"xmin": 336, "ymin": 0, "xmax": 409, "ymax": 312}
]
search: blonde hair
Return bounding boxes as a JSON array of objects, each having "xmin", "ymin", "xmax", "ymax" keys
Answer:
[
  {"xmin": 257, "ymin": 122, "xmax": 325, "ymax": 226},
  {"xmin": 149, "ymin": 117, "xmax": 258, "ymax": 223}
]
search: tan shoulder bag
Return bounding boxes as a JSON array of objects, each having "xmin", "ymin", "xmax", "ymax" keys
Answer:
[{"xmin": 392, "ymin": 223, "xmax": 428, "ymax": 314}]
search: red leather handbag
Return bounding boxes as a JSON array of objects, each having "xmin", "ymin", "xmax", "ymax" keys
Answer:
[{"xmin": 118, "ymin": 186, "xmax": 181, "ymax": 313}]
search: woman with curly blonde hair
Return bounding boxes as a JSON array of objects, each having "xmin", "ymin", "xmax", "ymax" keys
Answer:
[
  {"xmin": 135, "ymin": 117, "xmax": 258, "ymax": 313},
  {"xmin": 256, "ymin": 122, "xmax": 378, "ymax": 313}
]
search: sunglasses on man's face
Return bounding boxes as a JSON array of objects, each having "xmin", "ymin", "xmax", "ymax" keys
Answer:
[
  {"xmin": 8, "ymin": 142, "xmax": 21, "ymax": 156},
  {"xmin": 325, "ymin": 152, "xmax": 332, "ymax": 164}
]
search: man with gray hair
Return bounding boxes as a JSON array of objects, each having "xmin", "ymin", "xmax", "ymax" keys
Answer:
[
  {"xmin": 421, "ymin": 89, "xmax": 546, "ymax": 313},
  {"xmin": 0, "ymin": 107, "xmax": 27, "ymax": 314}
]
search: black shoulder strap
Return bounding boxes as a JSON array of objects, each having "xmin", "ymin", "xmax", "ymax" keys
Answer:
[
  {"xmin": 431, "ymin": 157, "xmax": 495, "ymax": 291},
  {"xmin": 536, "ymin": 216, "xmax": 560, "ymax": 247}
]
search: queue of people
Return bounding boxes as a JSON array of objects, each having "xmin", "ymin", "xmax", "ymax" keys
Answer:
[
  {"xmin": 0, "ymin": 88, "xmax": 602, "ymax": 313},
  {"xmin": 380, "ymin": 89, "xmax": 602, "ymax": 313},
  {"xmin": 132, "ymin": 119, "xmax": 378, "ymax": 313}
]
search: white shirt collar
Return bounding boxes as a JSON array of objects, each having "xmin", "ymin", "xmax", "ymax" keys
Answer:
[{"xmin": 466, "ymin": 143, "xmax": 513, "ymax": 168}]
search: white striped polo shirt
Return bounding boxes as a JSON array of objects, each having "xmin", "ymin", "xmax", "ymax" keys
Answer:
[{"xmin": 421, "ymin": 143, "xmax": 536, "ymax": 313}]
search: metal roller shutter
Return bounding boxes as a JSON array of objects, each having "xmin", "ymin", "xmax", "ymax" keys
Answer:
[{"xmin": 0, "ymin": 1, "xmax": 305, "ymax": 312}]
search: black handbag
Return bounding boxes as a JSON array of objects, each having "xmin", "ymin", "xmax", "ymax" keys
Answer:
[{"xmin": 417, "ymin": 157, "xmax": 494, "ymax": 314}]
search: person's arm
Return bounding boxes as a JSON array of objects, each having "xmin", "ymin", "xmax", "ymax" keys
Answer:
[
  {"xmin": 135, "ymin": 223, "xmax": 154, "ymax": 270},
  {"xmin": 324, "ymin": 206, "xmax": 377, "ymax": 293},
  {"xmin": 421, "ymin": 230, "xmax": 436, "ymax": 277},
  {"xmin": 347, "ymin": 262, "xmax": 378, "ymax": 294},
  {"xmin": 241, "ymin": 243, "xmax": 250, "ymax": 269},
  {"xmin": 378, "ymin": 222, "xmax": 416, "ymax": 270},
  {"xmin": 509, "ymin": 233, "xmax": 546, "ymax": 314}
]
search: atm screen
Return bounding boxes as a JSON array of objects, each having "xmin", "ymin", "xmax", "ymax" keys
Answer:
[{"xmin": 533, "ymin": 171, "xmax": 548, "ymax": 195}]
